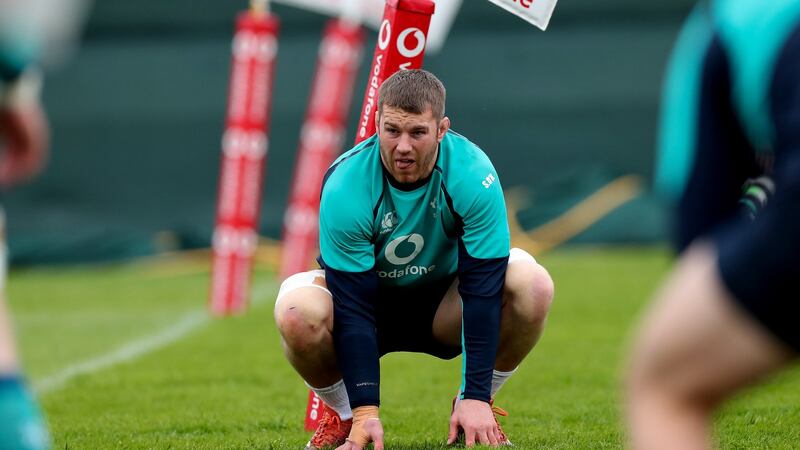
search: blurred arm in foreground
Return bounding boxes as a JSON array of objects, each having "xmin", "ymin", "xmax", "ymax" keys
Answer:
[{"xmin": 0, "ymin": 1, "xmax": 89, "ymax": 448}]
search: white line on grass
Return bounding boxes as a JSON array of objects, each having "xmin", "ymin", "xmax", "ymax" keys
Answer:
[{"xmin": 33, "ymin": 281, "xmax": 275, "ymax": 395}]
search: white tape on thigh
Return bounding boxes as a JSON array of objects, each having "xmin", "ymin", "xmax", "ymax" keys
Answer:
[
  {"xmin": 509, "ymin": 247, "xmax": 537, "ymax": 265},
  {"xmin": 275, "ymin": 269, "xmax": 330, "ymax": 307}
]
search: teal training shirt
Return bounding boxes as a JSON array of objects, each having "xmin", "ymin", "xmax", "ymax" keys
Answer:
[{"xmin": 320, "ymin": 130, "xmax": 510, "ymax": 287}]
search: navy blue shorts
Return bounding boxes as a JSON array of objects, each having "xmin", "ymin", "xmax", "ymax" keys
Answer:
[
  {"xmin": 374, "ymin": 274, "xmax": 462, "ymax": 360},
  {"xmin": 715, "ymin": 212, "xmax": 800, "ymax": 352}
]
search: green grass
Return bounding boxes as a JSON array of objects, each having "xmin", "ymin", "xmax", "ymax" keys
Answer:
[{"xmin": 6, "ymin": 247, "xmax": 800, "ymax": 448}]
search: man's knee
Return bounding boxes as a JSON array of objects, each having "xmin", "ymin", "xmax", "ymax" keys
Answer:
[
  {"xmin": 627, "ymin": 333, "xmax": 666, "ymax": 400},
  {"xmin": 504, "ymin": 252, "xmax": 554, "ymax": 324},
  {"xmin": 626, "ymin": 300, "xmax": 720, "ymax": 410},
  {"xmin": 626, "ymin": 297, "xmax": 696, "ymax": 407},
  {"xmin": 627, "ymin": 343, "xmax": 716, "ymax": 413},
  {"xmin": 274, "ymin": 272, "xmax": 333, "ymax": 351}
]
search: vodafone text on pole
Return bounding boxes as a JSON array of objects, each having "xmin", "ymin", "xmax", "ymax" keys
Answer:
[{"xmin": 354, "ymin": 0, "xmax": 435, "ymax": 144}]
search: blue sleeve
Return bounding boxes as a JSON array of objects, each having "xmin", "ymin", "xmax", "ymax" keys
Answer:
[
  {"xmin": 457, "ymin": 241, "xmax": 506, "ymax": 403},
  {"xmin": 318, "ymin": 148, "xmax": 383, "ymax": 408},
  {"xmin": 672, "ymin": 35, "xmax": 760, "ymax": 252},
  {"xmin": 324, "ymin": 263, "xmax": 382, "ymax": 409}
]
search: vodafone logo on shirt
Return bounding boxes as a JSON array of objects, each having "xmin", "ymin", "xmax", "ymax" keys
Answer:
[
  {"xmin": 379, "ymin": 233, "xmax": 436, "ymax": 279},
  {"xmin": 385, "ymin": 233, "xmax": 424, "ymax": 265}
]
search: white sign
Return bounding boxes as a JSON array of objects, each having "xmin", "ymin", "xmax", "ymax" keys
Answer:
[
  {"xmin": 273, "ymin": 0, "xmax": 462, "ymax": 53},
  {"xmin": 484, "ymin": 0, "xmax": 558, "ymax": 30}
]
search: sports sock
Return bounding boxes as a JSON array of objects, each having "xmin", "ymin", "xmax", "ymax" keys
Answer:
[
  {"xmin": 491, "ymin": 367, "xmax": 517, "ymax": 398},
  {"xmin": 0, "ymin": 375, "xmax": 50, "ymax": 450},
  {"xmin": 307, "ymin": 379, "xmax": 353, "ymax": 420}
]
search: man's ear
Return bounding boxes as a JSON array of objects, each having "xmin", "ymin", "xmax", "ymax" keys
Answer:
[
  {"xmin": 438, "ymin": 116, "xmax": 451, "ymax": 142},
  {"xmin": 374, "ymin": 108, "xmax": 381, "ymax": 133}
]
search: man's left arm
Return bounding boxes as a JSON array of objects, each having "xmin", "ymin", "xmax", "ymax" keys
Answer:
[
  {"xmin": 456, "ymin": 241, "xmax": 506, "ymax": 402},
  {"xmin": 454, "ymin": 165, "xmax": 511, "ymax": 402},
  {"xmin": 447, "ymin": 162, "xmax": 510, "ymax": 446}
]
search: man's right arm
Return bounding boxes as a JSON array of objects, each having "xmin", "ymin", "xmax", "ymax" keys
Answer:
[
  {"xmin": 319, "ymin": 179, "xmax": 381, "ymax": 409},
  {"xmin": 324, "ymin": 265, "xmax": 381, "ymax": 408}
]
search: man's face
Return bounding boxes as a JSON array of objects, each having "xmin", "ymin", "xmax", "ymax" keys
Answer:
[{"xmin": 376, "ymin": 105, "xmax": 450, "ymax": 184}]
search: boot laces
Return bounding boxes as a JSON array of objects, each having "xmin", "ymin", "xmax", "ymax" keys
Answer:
[{"xmin": 309, "ymin": 408, "xmax": 349, "ymax": 448}]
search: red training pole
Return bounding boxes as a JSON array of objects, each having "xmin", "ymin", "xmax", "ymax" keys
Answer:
[
  {"xmin": 354, "ymin": 0, "xmax": 435, "ymax": 145},
  {"xmin": 280, "ymin": 19, "xmax": 365, "ymax": 283},
  {"xmin": 277, "ymin": 18, "xmax": 365, "ymax": 432},
  {"xmin": 210, "ymin": 6, "xmax": 280, "ymax": 316}
]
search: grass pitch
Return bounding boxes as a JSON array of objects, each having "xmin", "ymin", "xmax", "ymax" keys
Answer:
[{"xmin": 8, "ymin": 247, "xmax": 800, "ymax": 449}]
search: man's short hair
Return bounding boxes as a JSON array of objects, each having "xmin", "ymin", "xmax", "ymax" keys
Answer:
[{"xmin": 378, "ymin": 69, "xmax": 446, "ymax": 120}]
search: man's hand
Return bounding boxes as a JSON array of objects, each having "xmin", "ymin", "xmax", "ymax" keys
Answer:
[
  {"xmin": 0, "ymin": 72, "xmax": 49, "ymax": 188},
  {"xmin": 447, "ymin": 398, "xmax": 500, "ymax": 447},
  {"xmin": 336, "ymin": 405, "xmax": 384, "ymax": 450}
]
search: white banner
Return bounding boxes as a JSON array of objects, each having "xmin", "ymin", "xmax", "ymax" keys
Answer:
[
  {"xmin": 272, "ymin": 0, "xmax": 462, "ymax": 53},
  {"xmin": 484, "ymin": 0, "xmax": 558, "ymax": 30}
]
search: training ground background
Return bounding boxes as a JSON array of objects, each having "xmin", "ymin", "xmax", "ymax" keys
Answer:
[
  {"xmin": 9, "ymin": 0, "xmax": 691, "ymax": 264},
  {"xmin": 11, "ymin": 247, "xmax": 800, "ymax": 449},
  {"xmin": 5, "ymin": 1, "xmax": 800, "ymax": 448}
]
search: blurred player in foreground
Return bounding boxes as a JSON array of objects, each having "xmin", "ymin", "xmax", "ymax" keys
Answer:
[
  {"xmin": 0, "ymin": 1, "xmax": 88, "ymax": 448},
  {"xmin": 275, "ymin": 69, "xmax": 554, "ymax": 449},
  {"xmin": 0, "ymin": 25, "xmax": 51, "ymax": 450},
  {"xmin": 626, "ymin": 1, "xmax": 800, "ymax": 448}
]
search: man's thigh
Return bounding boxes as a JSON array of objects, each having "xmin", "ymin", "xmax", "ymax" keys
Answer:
[
  {"xmin": 630, "ymin": 243, "xmax": 795, "ymax": 402},
  {"xmin": 431, "ymin": 248, "xmax": 540, "ymax": 348}
]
